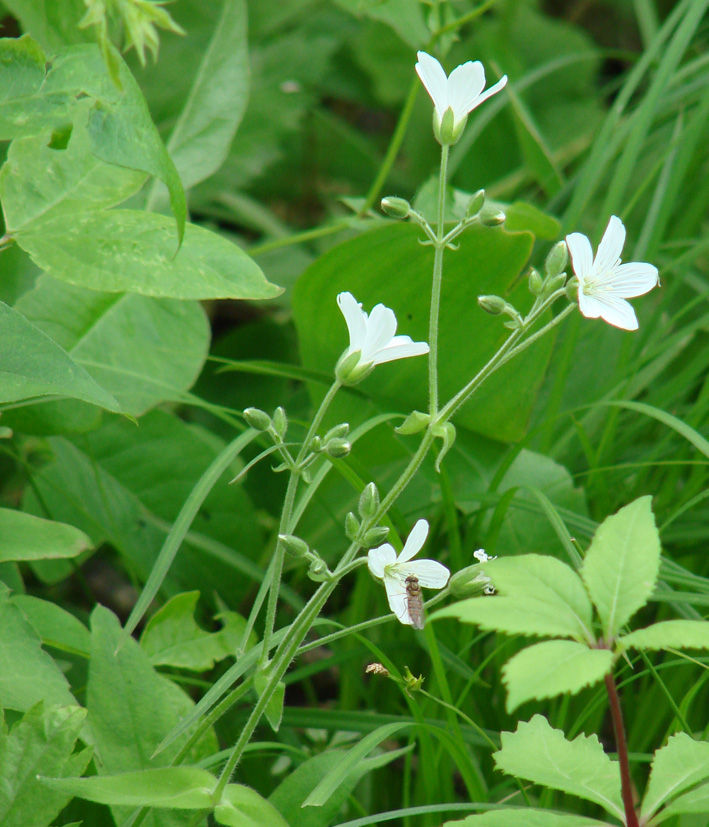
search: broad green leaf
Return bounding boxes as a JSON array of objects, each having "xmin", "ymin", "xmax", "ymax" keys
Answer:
[
  {"xmin": 214, "ymin": 784, "xmax": 291, "ymax": 827},
  {"xmin": 503, "ymin": 640, "xmax": 613, "ymax": 712},
  {"xmin": 656, "ymin": 781, "xmax": 709, "ymax": 822},
  {"xmin": 332, "ymin": 0, "xmax": 429, "ymax": 48},
  {"xmin": 0, "ymin": 35, "xmax": 75, "ymax": 139},
  {"xmin": 16, "ymin": 277, "xmax": 210, "ymax": 416},
  {"xmin": 494, "ymin": 715, "xmax": 623, "ymax": 820},
  {"xmin": 140, "ymin": 591, "xmax": 238, "ymax": 670},
  {"xmin": 9, "ymin": 595, "xmax": 90, "ymax": 657},
  {"xmin": 0, "ymin": 703, "xmax": 91, "ymax": 827},
  {"xmin": 437, "ymin": 554, "xmax": 593, "ymax": 641},
  {"xmin": 618, "ymin": 620, "xmax": 709, "ymax": 652},
  {"xmin": 16, "ymin": 210, "xmax": 281, "ymax": 300},
  {"xmin": 0, "ymin": 301, "xmax": 121, "ymax": 411},
  {"xmin": 640, "ymin": 732, "xmax": 709, "ymax": 820},
  {"xmin": 0, "ymin": 597, "xmax": 77, "ymax": 712},
  {"xmin": 153, "ymin": 0, "xmax": 250, "ymax": 193},
  {"xmin": 1, "ymin": 119, "xmax": 146, "ymax": 231},
  {"xmin": 87, "ymin": 606, "xmax": 218, "ymax": 826},
  {"xmin": 39, "ymin": 767, "xmax": 217, "ymax": 809},
  {"xmin": 0, "ymin": 508, "xmax": 91, "ymax": 562},
  {"xmin": 293, "ymin": 223, "xmax": 549, "ymax": 442},
  {"xmin": 443, "ymin": 812, "xmax": 612, "ymax": 826},
  {"xmin": 581, "ymin": 496, "xmax": 661, "ymax": 639},
  {"xmin": 0, "ymin": 2, "xmax": 90, "ymax": 54}
]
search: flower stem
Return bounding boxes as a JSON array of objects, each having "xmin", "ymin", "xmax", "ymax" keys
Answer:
[
  {"xmin": 428, "ymin": 143, "xmax": 449, "ymax": 418},
  {"xmin": 604, "ymin": 673, "xmax": 639, "ymax": 827}
]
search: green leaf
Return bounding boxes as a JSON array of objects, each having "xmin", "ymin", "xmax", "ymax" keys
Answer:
[
  {"xmin": 0, "ymin": 597, "xmax": 77, "ymax": 712},
  {"xmin": 332, "ymin": 0, "xmax": 429, "ymax": 49},
  {"xmin": 15, "ymin": 210, "xmax": 281, "ymax": 300},
  {"xmin": 0, "ymin": 301, "xmax": 121, "ymax": 411},
  {"xmin": 640, "ymin": 732, "xmax": 709, "ymax": 820},
  {"xmin": 442, "ymin": 812, "xmax": 612, "ymax": 826},
  {"xmin": 16, "ymin": 277, "xmax": 210, "ymax": 416},
  {"xmin": 9, "ymin": 595, "xmax": 90, "ymax": 657},
  {"xmin": 618, "ymin": 620, "xmax": 709, "ymax": 652},
  {"xmin": 581, "ymin": 496, "xmax": 661, "ymax": 639},
  {"xmin": 253, "ymin": 670, "xmax": 285, "ymax": 733},
  {"xmin": 503, "ymin": 640, "xmax": 613, "ymax": 712},
  {"xmin": 0, "ymin": 2, "xmax": 89, "ymax": 55},
  {"xmin": 494, "ymin": 715, "xmax": 623, "ymax": 820},
  {"xmin": 656, "ymin": 781, "xmax": 709, "ymax": 822},
  {"xmin": 293, "ymin": 223, "xmax": 549, "ymax": 442},
  {"xmin": 39, "ymin": 767, "xmax": 216, "ymax": 809},
  {"xmin": 0, "ymin": 508, "xmax": 92, "ymax": 562},
  {"xmin": 436, "ymin": 554, "xmax": 593, "ymax": 641},
  {"xmin": 0, "ymin": 35, "xmax": 75, "ymax": 139},
  {"xmin": 0, "ymin": 703, "xmax": 91, "ymax": 827},
  {"xmin": 140, "ymin": 591, "xmax": 239, "ymax": 670},
  {"xmin": 215, "ymin": 784, "xmax": 289, "ymax": 827},
  {"xmin": 0, "ymin": 119, "xmax": 147, "ymax": 232}
]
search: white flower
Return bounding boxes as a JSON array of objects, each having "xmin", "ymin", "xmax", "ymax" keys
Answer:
[
  {"xmin": 336, "ymin": 292, "xmax": 429, "ymax": 385},
  {"xmin": 415, "ymin": 51, "xmax": 507, "ymax": 144},
  {"xmin": 368, "ymin": 519, "xmax": 450, "ymax": 626},
  {"xmin": 565, "ymin": 216, "xmax": 659, "ymax": 331}
]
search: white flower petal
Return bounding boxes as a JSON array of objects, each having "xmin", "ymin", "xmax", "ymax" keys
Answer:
[
  {"xmin": 384, "ymin": 576, "xmax": 411, "ymax": 625},
  {"xmin": 415, "ymin": 51, "xmax": 449, "ymax": 116},
  {"xmin": 565, "ymin": 232, "xmax": 593, "ymax": 279},
  {"xmin": 397, "ymin": 518, "xmax": 429, "ymax": 564},
  {"xmin": 447, "ymin": 60, "xmax": 485, "ymax": 120},
  {"xmin": 469, "ymin": 74, "xmax": 508, "ymax": 111},
  {"xmin": 362, "ymin": 303, "xmax": 398, "ymax": 360},
  {"xmin": 371, "ymin": 337, "xmax": 430, "ymax": 365},
  {"xmin": 594, "ymin": 215, "xmax": 626, "ymax": 275},
  {"xmin": 368, "ymin": 544, "xmax": 397, "ymax": 579},
  {"xmin": 608, "ymin": 262, "xmax": 659, "ymax": 298},
  {"xmin": 577, "ymin": 290, "xmax": 604, "ymax": 319},
  {"xmin": 337, "ymin": 292, "xmax": 367, "ymax": 350},
  {"xmin": 399, "ymin": 559, "xmax": 450, "ymax": 589},
  {"xmin": 584, "ymin": 293, "xmax": 639, "ymax": 330}
]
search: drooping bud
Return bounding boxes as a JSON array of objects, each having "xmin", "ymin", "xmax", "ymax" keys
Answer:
[
  {"xmin": 358, "ymin": 482, "xmax": 380, "ymax": 520},
  {"xmin": 565, "ymin": 277, "xmax": 580, "ymax": 302},
  {"xmin": 325, "ymin": 438, "xmax": 351, "ymax": 459},
  {"xmin": 381, "ymin": 196, "xmax": 411, "ymax": 219},
  {"xmin": 465, "ymin": 189, "xmax": 485, "ymax": 220},
  {"xmin": 243, "ymin": 407, "xmax": 271, "ymax": 431},
  {"xmin": 361, "ymin": 526, "xmax": 390, "ymax": 548},
  {"xmin": 478, "ymin": 295, "xmax": 506, "ymax": 315},
  {"xmin": 272, "ymin": 407, "xmax": 287, "ymax": 439},
  {"xmin": 345, "ymin": 512, "xmax": 360, "ymax": 542},
  {"xmin": 528, "ymin": 268, "xmax": 543, "ymax": 295},
  {"xmin": 545, "ymin": 240, "xmax": 568, "ymax": 278},
  {"xmin": 279, "ymin": 534, "xmax": 310, "ymax": 558},
  {"xmin": 479, "ymin": 207, "xmax": 505, "ymax": 227}
]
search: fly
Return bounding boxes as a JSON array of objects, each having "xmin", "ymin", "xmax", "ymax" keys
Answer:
[{"xmin": 405, "ymin": 574, "xmax": 424, "ymax": 630}]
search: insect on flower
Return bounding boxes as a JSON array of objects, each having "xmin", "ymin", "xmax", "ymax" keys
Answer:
[{"xmin": 405, "ymin": 574, "xmax": 425, "ymax": 630}]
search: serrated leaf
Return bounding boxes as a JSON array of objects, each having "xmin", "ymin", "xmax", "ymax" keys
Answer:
[
  {"xmin": 39, "ymin": 767, "xmax": 216, "ymax": 808},
  {"xmin": 215, "ymin": 784, "xmax": 288, "ymax": 827},
  {"xmin": 618, "ymin": 620, "xmax": 709, "ymax": 653},
  {"xmin": 503, "ymin": 640, "xmax": 613, "ymax": 712},
  {"xmin": 442, "ymin": 811, "xmax": 612, "ymax": 826},
  {"xmin": 0, "ymin": 703, "xmax": 90, "ymax": 827},
  {"xmin": 655, "ymin": 781, "xmax": 709, "ymax": 822},
  {"xmin": 0, "ymin": 508, "xmax": 91, "ymax": 562},
  {"xmin": 16, "ymin": 210, "xmax": 280, "ymax": 300},
  {"xmin": 581, "ymin": 496, "xmax": 660, "ymax": 639},
  {"xmin": 640, "ymin": 732, "xmax": 709, "ymax": 820},
  {"xmin": 494, "ymin": 715, "xmax": 623, "ymax": 820}
]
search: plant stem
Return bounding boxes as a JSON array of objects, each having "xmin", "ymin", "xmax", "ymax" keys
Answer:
[
  {"xmin": 428, "ymin": 143, "xmax": 449, "ymax": 418},
  {"xmin": 604, "ymin": 673, "xmax": 639, "ymax": 827}
]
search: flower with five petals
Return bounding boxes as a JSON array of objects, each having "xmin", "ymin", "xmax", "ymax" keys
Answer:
[
  {"xmin": 415, "ymin": 51, "xmax": 507, "ymax": 145},
  {"xmin": 368, "ymin": 519, "xmax": 450, "ymax": 627},
  {"xmin": 565, "ymin": 216, "xmax": 659, "ymax": 331},
  {"xmin": 335, "ymin": 292, "xmax": 429, "ymax": 385}
]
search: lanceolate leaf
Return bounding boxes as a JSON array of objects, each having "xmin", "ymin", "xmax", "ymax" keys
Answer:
[
  {"xmin": 581, "ymin": 496, "xmax": 660, "ymax": 639},
  {"xmin": 618, "ymin": 620, "xmax": 709, "ymax": 653},
  {"xmin": 503, "ymin": 640, "xmax": 613, "ymax": 711},
  {"xmin": 494, "ymin": 715, "xmax": 623, "ymax": 820},
  {"xmin": 640, "ymin": 732, "xmax": 709, "ymax": 821},
  {"xmin": 0, "ymin": 508, "xmax": 91, "ymax": 563},
  {"xmin": 215, "ymin": 784, "xmax": 289, "ymax": 827}
]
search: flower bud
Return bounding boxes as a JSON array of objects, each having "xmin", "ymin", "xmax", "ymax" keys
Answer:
[
  {"xmin": 307, "ymin": 557, "xmax": 332, "ymax": 582},
  {"xmin": 272, "ymin": 407, "xmax": 287, "ymax": 439},
  {"xmin": 381, "ymin": 196, "xmax": 411, "ymax": 219},
  {"xmin": 309, "ymin": 435, "xmax": 323, "ymax": 453},
  {"xmin": 545, "ymin": 272, "xmax": 567, "ymax": 295},
  {"xmin": 279, "ymin": 534, "xmax": 310, "ymax": 558},
  {"xmin": 478, "ymin": 295, "xmax": 506, "ymax": 315},
  {"xmin": 361, "ymin": 525, "xmax": 390, "ymax": 548},
  {"xmin": 565, "ymin": 277, "xmax": 579, "ymax": 302},
  {"xmin": 479, "ymin": 207, "xmax": 505, "ymax": 227},
  {"xmin": 465, "ymin": 189, "xmax": 485, "ymax": 219},
  {"xmin": 324, "ymin": 423, "xmax": 349, "ymax": 442},
  {"xmin": 528, "ymin": 268, "xmax": 543, "ymax": 296},
  {"xmin": 545, "ymin": 241, "xmax": 568, "ymax": 278},
  {"xmin": 358, "ymin": 482, "xmax": 380, "ymax": 520},
  {"xmin": 345, "ymin": 512, "xmax": 360, "ymax": 541},
  {"xmin": 243, "ymin": 407, "xmax": 271, "ymax": 431},
  {"xmin": 449, "ymin": 565, "xmax": 493, "ymax": 598},
  {"xmin": 325, "ymin": 438, "xmax": 351, "ymax": 459}
]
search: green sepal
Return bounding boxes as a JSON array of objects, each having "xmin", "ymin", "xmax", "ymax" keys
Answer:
[
  {"xmin": 432, "ymin": 421, "xmax": 456, "ymax": 472},
  {"xmin": 253, "ymin": 670, "xmax": 285, "ymax": 733},
  {"xmin": 395, "ymin": 410, "xmax": 431, "ymax": 435}
]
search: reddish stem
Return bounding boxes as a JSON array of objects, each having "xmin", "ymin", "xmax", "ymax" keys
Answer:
[{"xmin": 604, "ymin": 673, "xmax": 639, "ymax": 827}]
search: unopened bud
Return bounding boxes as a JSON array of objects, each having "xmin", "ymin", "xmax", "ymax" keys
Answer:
[
  {"xmin": 325, "ymin": 438, "xmax": 351, "ymax": 459},
  {"xmin": 362, "ymin": 526, "xmax": 390, "ymax": 548},
  {"xmin": 307, "ymin": 557, "xmax": 332, "ymax": 582},
  {"xmin": 358, "ymin": 482, "xmax": 380, "ymax": 520},
  {"xmin": 465, "ymin": 189, "xmax": 485, "ymax": 219},
  {"xmin": 545, "ymin": 241, "xmax": 568, "ymax": 277},
  {"xmin": 279, "ymin": 534, "xmax": 310, "ymax": 558},
  {"xmin": 243, "ymin": 407, "xmax": 271, "ymax": 431},
  {"xmin": 324, "ymin": 423, "xmax": 349, "ymax": 442},
  {"xmin": 528, "ymin": 268, "xmax": 543, "ymax": 295},
  {"xmin": 345, "ymin": 512, "xmax": 360, "ymax": 541},
  {"xmin": 479, "ymin": 207, "xmax": 505, "ymax": 227},
  {"xmin": 381, "ymin": 196, "xmax": 411, "ymax": 219},
  {"xmin": 545, "ymin": 272, "xmax": 567, "ymax": 294},
  {"xmin": 273, "ymin": 407, "xmax": 287, "ymax": 439},
  {"xmin": 565, "ymin": 277, "xmax": 579, "ymax": 302},
  {"xmin": 309, "ymin": 435, "xmax": 323, "ymax": 453},
  {"xmin": 478, "ymin": 295, "xmax": 506, "ymax": 315}
]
